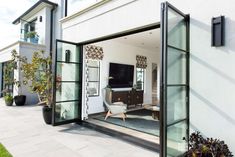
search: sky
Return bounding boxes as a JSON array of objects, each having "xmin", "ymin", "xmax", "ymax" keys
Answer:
[{"xmin": 0, "ymin": 0, "xmax": 38, "ymax": 49}]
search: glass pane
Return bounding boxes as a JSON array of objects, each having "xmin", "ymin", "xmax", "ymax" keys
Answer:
[
  {"xmin": 57, "ymin": 42, "xmax": 80, "ymax": 62},
  {"xmin": 88, "ymin": 82, "xmax": 99, "ymax": 96},
  {"xmin": 56, "ymin": 63, "xmax": 80, "ymax": 81},
  {"xmin": 136, "ymin": 82, "xmax": 144, "ymax": 90},
  {"xmin": 167, "ymin": 86, "xmax": 186, "ymax": 125},
  {"xmin": 168, "ymin": 7, "xmax": 186, "ymax": 50},
  {"xmin": 167, "ymin": 47, "xmax": 186, "ymax": 84},
  {"xmin": 55, "ymin": 101, "xmax": 80, "ymax": 123},
  {"xmin": 56, "ymin": 82, "xmax": 80, "ymax": 102},
  {"xmin": 88, "ymin": 60, "xmax": 99, "ymax": 67},
  {"xmin": 137, "ymin": 68, "xmax": 144, "ymax": 82},
  {"xmin": 67, "ymin": 0, "xmax": 100, "ymax": 16},
  {"xmin": 167, "ymin": 121, "xmax": 187, "ymax": 157},
  {"xmin": 88, "ymin": 67, "xmax": 99, "ymax": 81}
]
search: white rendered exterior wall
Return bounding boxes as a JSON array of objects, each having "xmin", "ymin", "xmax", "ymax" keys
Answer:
[
  {"xmin": 60, "ymin": 0, "xmax": 235, "ymax": 152},
  {"xmin": 163, "ymin": 0, "xmax": 235, "ymax": 153},
  {"xmin": 0, "ymin": 42, "xmax": 46, "ymax": 105}
]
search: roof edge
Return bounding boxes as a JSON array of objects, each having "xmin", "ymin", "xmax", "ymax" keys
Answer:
[{"xmin": 12, "ymin": 0, "xmax": 58, "ymax": 25}]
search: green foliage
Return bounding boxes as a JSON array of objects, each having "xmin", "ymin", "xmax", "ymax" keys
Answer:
[
  {"xmin": 21, "ymin": 51, "xmax": 52, "ymax": 106},
  {"xmin": 4, "ymin": 93, "xmax": 13, "ymax": 102},
  {"xmin": 25, "ymin": 31, "xmax": 38, "ymax": 38},
  {"xmin": 0, "ymin": 143, "xmax": 13, "ymax": 157},
  {"xmin": 184, "ymin": 131, "xmax": 233, "ymax": 157},
  {"xmin": 3, "ymin": 50, "xmax": 27, "ymax": 95}
]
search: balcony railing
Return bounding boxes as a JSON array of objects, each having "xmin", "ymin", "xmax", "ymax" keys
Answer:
[{"xmin": 20, "ymin": 29, "xmax": 39, "ymax": 44}]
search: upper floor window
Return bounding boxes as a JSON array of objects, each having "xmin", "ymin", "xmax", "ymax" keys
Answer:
[
  {"xmin": 24, "ymin": 19, "xmax": 36, "ymax": 33},
  {"xmin": 21, "ymin": 19, "xmax": 38, "ymax": 44},
  {"xmin": 67, "ymin": 0, "xmax": 102, "ymax": 16}
]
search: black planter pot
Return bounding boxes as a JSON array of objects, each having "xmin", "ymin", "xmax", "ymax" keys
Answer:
[
  {"xmin": 42, "ymin": 106, "xmax": 52, "ymax": 124},
  {"xmin": 5, "ymin": 99, "xmax": 13, "ymax": 106},
  {"xmin": 14, "ymin": 95, "xmax": 26, "ymax": 106}
]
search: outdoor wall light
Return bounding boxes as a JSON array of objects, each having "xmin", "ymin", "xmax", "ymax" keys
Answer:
[
  {"xmin": 39, "ymin": 16, "xmax": 42, "ymax": 22},
  {"xmin": 65, "ymin": 50, "xmax": 71, "ymax": 63},
  {"xmin": 211, "ymin": 16, "xmax": 225, "ymax": 47}
]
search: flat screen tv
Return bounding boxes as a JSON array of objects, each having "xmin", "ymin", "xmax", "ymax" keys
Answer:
[{"xmin": 108, "ymin": 63, "xmax": 134, "ymax": 88}]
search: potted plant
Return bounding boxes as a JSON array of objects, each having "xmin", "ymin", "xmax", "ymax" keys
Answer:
[
  {"xmin": 4, "ymin": 93, "xmax": 13, "ymax": 106},
  {"xmin": 183, "ymin": 131, "xmax": 233, "ymax": 157},
  {"xmin": 25, "ymin": 31, "xmax": 39, "ymax": 43},
  {"xmin": 9, "ymin": 50, "xmax": 27, "ymax": 106},
  {"xmin": 2, "ymin": 89, "xmax": 13, "ymax": 106},
  {"xmin": 21, "ymin": 51, "xmax": 53, "ymax": 124}
]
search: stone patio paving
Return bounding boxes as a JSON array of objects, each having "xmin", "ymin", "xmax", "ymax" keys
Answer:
[{"xmin": 0, "ymin": 99, "xmax": 158, "ymax": 157}]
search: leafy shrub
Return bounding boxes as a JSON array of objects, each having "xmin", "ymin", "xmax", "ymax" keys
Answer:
[{"xmin": 184, "ymin": 132, "xmax": 233, "ymax": 157}]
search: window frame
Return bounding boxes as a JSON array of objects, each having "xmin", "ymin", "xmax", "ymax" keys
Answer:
[
  {"xmin": 136, "ymin": 67, "xmax": 145, "ymax": 92},
  {"xmin": 87, "ymin": 59, "xmax": 100, "ymax": 97}
]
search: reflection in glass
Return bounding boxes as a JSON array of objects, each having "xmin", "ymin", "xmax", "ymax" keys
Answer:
[
  {"xmin": 56, "ymin": 82, "xmax": 80, "ymax": 102},
  {"xmin": 88, "ymin": 82, "xmax": 99, "ymax": 96},
  {"xmin": 67, "ymin": 0, "xmax": 101, "ymax": 16},
  {"xmin": 56, "ymin": 63, "xmax": 80, "ymax": 81},
  {"xmin": 55, "ymin": 101, "xmax": 79, "ymax": 122},
  {"xmin": 87, "ymin": 59, "xmax": 100, "ymax": 96},
  {"xmin": 136, "ymin": 68, "xmax": 145, "ymax": 90},
  {"xmin": 88, "ymin": 68, "xmax": 99, "ymax": 81},
  {"xmin": 167, "ymin": 86, "xmax": 186, "ymax": 125},
  {"xmin": 167, "ymin": 121, "xmax": 187, "ymax": 156},
  {"xmin": 57, "ymin": 42, "xmax": 80, "ymax": 62},
  {"xmin": 168, "ymin": 7, "xmax": 186, "ymax": 50},
  {"xmin": 167, "ymin": 47, "xmax": 186, "ymax": 84}
]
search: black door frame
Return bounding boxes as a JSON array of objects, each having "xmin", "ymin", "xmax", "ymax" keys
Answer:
[
  {"xmin": 52, "ymin": 39, "xmax": 83, "ymax": 126},
  {"xmin": 160, "ymin": 2, "xmax": 190, "ymax": 157}
]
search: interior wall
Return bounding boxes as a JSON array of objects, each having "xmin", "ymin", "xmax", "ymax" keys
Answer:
[{"xmin": 87, "ymin": 39, "xmax": 160, "ymax": 114}]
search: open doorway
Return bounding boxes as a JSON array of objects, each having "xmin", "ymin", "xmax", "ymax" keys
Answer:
[{"xmin": 83, "ymin": 27, "xmax": 161, "ymax": 148}]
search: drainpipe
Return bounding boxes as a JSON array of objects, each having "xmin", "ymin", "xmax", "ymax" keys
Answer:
[
  {"xmin": 64, "ymin": 0, "xmax": 68, "ymax": 17},
  {"xmin": 50, "ymin": 7, "xmax": 55, "ymax": 57}
]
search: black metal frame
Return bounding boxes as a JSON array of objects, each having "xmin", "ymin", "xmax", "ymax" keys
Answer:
[
  {"xmin": 52, "ymin": 39, "xmax": 83, "ymax": 126},
  {"xmin": 160, "ymin": 2, "xmax": 190, "ymax": 157},
  {"xmin": 64, "ymin": 0, "xmax": 68, "ymax": 17}
]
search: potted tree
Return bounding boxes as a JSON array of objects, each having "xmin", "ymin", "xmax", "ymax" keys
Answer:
[
  {"xmin": 10, "ymin": 50, "xmax": 27, "ymax": 106},
  {"xmin": 184, "ymin": 131, "xmax": 233, "ymax": 157},
  {"xmin": 25, "ymin": 31, "xmax": 39, "ymax": 44},
  {"xmin": 21, "ymin": 51, "xmax": 53, "ymax": 124}
]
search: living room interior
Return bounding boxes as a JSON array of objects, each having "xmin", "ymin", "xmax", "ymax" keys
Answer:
[{"xmin": 84, "ymin": 28, "xmax": 161, "ymax": 140}]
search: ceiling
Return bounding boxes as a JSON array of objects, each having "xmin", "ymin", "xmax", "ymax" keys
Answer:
[{"xmin": 113, "ymin": 28, "xmax": 160, "ymax": 52}]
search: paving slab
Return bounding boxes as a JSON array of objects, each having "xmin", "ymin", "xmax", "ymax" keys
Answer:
[{"xmin": 0, "ymin": 98, "xmax": 158, "ymax": 157}]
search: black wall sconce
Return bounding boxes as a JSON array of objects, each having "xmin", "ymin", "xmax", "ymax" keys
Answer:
[
  {"xmin": 39, "ymin": 16, "xmax": 43, "ymax": 22},
  {"xmin": 211, "ymin": 16, "xmax": 225, "ymax": 47},
  {"xmin": 65, "ymin": 50, "xmax": 71, "ymax": 63}
]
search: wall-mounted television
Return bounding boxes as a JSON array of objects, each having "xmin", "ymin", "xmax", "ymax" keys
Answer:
[{"xmin": 108, "ymin": 63, "xmax": 134, "ymax": 88}]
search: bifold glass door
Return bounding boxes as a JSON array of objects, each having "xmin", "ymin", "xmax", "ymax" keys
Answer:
[
  {"xmin": 52, "ymin": 40, "xmax": 83, "ymax": 126},
  {"xmin": 160, "ymin": 2, "xmax": 190, "ymax": 157}
]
